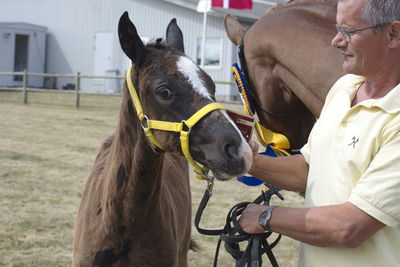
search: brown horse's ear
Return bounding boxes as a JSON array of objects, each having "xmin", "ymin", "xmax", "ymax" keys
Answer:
[
  {"xmin": 224, "ymin": 14, "xmax": 245, "ymax": 46},
  {"xmin": 166, "ymin": 18, "xmax": 185, "ymax": 53},
  {"xmin": 118, "ymin": 11, "xmax": 146, "ymax": 67}
]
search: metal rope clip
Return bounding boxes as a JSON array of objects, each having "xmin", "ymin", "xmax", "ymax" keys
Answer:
[
  {"xmin": 195, "ymin": 169, "xmax": 215, "ymax": 196},
  {"xmin": 206, "ymin": 177, "xmax": 214, "ymax": 196}
]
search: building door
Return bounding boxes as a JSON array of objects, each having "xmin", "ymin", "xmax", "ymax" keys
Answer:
[
  {"xmin": 92, "ymin": 32, "xmax": 114, "ymax": 93},
  {"xmin": 14, "ymin": 34, "xmax": 29, "ymax": 81}
]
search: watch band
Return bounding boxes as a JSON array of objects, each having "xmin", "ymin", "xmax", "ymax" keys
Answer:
[{"xmin": 258, "ymin": 206, "xmax": 277, "ymax": 232}]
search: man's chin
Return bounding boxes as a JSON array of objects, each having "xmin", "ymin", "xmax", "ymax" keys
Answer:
[{"xmin": 342, "ymin": 62, "xmax": 359, "ymax": 75}]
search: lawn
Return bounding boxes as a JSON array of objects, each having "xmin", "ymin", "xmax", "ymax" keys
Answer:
[{"xmin": 0, "ymin": 91, "xmax": 303, "ymax": 266}]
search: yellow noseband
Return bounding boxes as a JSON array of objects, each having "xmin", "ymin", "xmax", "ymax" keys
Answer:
[{"xmin": 126, "ymin": 66, "xmax": 225, "ymax": 180}]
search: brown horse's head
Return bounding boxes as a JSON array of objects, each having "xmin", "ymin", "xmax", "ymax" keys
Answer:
[
  {"xmin": 224, "ymin": 3, "xmax": 342, "ymax": 150},
  {"xmin": 118, "ymin": 12, "xmax": 252, "ymax": 180},
  {"xmin": 225, "ymin": 14, "xmax": 315, "ymax": 150}
]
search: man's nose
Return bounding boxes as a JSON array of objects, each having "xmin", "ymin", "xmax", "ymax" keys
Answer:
[{"xmin": 331, "ymin": 32, "xmax": 347, "ymax": 48}]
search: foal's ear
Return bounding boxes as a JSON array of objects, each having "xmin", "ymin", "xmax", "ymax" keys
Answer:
[
  {"xmin": 118, "ymin": 11, "xmax": 146, "ymax": 67},
  {"xmin": 166, "ymin": 18, "xmax": 185, "ymax": 53}
]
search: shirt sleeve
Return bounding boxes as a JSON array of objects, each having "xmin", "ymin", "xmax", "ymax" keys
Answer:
[
  {"xmin": 300, "ymin": 140, "xmax": 311, "ymax": 164},
  {"xmin": 349, "ymin": 118, "xmax": 400, "ymax": 227}
]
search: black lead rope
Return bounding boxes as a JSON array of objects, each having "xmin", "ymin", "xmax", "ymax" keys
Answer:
[{"xmin": 195, "ymin": 185, "xmax": 284, "ymax": 267}]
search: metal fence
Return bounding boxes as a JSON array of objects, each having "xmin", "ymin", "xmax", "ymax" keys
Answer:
[{"xmin": 0, "ymin": 71, "xmax": 238, "ymax": 108}]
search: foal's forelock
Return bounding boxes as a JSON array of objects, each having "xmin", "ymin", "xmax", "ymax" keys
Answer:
[{"xmin": 176, "ymin": 56, "xmax": 213, "ymax": 101}]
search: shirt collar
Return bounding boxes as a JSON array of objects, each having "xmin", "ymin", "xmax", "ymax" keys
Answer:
[
  {"xmin": 370, "ymin": 83, "xmax": 400, "ymax": 113},
  {"xmin": 345, "ymin": 75, "xmax": 400, "ymax": 114}
]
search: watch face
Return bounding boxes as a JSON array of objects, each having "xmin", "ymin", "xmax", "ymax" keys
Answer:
[{"xmin": 258, "ymin": 209, "xmax": 271, "ymax": 229}]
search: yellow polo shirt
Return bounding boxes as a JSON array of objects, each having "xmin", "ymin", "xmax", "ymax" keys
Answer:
[{"xmin": 299, "ymin": 74, "xmax": 400, "ymax": 267}]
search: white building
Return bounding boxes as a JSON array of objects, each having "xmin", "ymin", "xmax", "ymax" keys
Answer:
[{"xmin": 0, "ymin": 0, "xmax": 283, "ymax": 99}]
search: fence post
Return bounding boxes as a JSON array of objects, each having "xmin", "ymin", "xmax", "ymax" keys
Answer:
[
  {"xmin": 22, "ymin": 70, "xmax": 28, "ymax": 104},
  {"xmin": 75, "ymin": 72, "xmax": 80, "ymax": 108}
]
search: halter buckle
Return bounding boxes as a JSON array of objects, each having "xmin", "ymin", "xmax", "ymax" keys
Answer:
[
  {"xmin": 181, "ymin": 120, "xmax": 190, "ymax": 132},
  {"xmin": 140, "ymin": 115, "xmax": 149, "ymax": 130}
]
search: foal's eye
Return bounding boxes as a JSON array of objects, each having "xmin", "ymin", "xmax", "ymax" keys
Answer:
[{"xmin": 156, "ymin": 87, "xmax": 173, "ymax": 100}]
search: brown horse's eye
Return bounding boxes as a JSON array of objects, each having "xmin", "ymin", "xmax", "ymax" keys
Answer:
[{"xmin": 156, "ymin": 87, "xmax": 174, "ymax": 100}]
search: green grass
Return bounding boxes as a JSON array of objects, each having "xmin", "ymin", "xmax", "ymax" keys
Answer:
[{"xmin": 0, "ymin": 91, "xmax": 303, "ymax": 266}]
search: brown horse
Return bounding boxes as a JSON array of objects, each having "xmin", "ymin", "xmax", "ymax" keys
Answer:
[
  {"xmin": 225, "ymin": 0, "xmax": 344, "ymax": 149},
  {"xmin": 73, "ymin": 12, "xmax": 252, "ymax": 267}
]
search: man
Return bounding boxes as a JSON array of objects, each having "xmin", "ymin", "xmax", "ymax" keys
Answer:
[{"xmin": 239, "ymin": 0, "xmax": 400, "ymax": 266}]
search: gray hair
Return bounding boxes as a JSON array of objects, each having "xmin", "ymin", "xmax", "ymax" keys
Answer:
[{"xmin": 361, "ymin": 0, "xmax": 400, "ymax": 26}]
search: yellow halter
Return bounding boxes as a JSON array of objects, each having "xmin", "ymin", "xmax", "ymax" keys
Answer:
[{"xmin": 125, "ymin": 66, "xmax": 225, "ymax": 180}]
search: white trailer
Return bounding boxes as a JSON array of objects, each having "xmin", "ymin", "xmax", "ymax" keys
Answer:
[{"xmin": 0, "ymin": 22, "xmax": 47, "ymax": 88}]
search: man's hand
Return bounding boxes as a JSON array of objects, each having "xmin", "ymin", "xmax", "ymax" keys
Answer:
[
  {"xmin": 239, "ymin": 203, "xmax": 268, "ymax": 234},
  {"xmin": 248, "ymin": 139, "xmax": 260, "ymax": 174},
  {"xmin": 248, "ymin": 139, "xmax": 259, "ymax": 156}
]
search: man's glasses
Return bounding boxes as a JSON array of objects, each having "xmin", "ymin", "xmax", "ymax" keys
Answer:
[{"xmin": 335, "ymin": 23, "xmax": 388, "ymax": 42}]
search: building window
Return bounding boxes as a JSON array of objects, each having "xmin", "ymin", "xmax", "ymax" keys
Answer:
[{"xmin": 196, "ymin": 38, "xmax": 222, "ymax": 68}]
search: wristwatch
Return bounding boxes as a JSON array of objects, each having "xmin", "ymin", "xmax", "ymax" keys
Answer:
[{"xmin": 258, "ymin": 206, "xmax": 277, "ymax": 231}]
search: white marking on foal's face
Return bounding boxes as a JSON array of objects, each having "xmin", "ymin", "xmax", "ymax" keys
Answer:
[
  {"xmin": 220, "ymin": 110, "xmax": 253, "ymax": 179},
  {"xmin": 177, "ymin": 56, "xmax": 252, "ymax": 178},
  {"xmin": 176, "ymin": 56, "xmax": 212, "ymax": 100},
  {"xmin": 176, "ymin": 56, "xmax": 249, "ymax": 151}
]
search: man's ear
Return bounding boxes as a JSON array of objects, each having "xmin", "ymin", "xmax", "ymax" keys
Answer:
[{"xmin": 388, "ymin": 21, "xmax": 400, "ymax": 48}]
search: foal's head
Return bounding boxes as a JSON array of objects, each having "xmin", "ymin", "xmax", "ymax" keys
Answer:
[{"xmin": 118, "ymin": 12, "xmax": 252, "ymax": 180}]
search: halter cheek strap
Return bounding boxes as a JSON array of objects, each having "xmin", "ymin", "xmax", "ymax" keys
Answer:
[{"xmin": 126, "ymin": 66, "xmax": 225, "ymax": 179}]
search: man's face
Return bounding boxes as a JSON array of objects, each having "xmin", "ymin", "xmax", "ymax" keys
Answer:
[{"xmin": 331, "ymin": 0, "xmax": 388, "ymax": 75}]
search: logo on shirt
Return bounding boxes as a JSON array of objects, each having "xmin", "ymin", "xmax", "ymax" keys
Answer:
[{"xmin": 348, "ymin": 136, "xmax": 359, "ymax": 149}]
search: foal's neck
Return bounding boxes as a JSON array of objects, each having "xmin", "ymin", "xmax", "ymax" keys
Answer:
[{"xmin": 104, "ymin": 88, "xmax": 165, "ymax": 221}]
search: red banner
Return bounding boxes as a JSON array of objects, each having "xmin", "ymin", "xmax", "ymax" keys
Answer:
[{"xmin": 212, "ymin": 0, "xmax": 253, "ymax": 9}]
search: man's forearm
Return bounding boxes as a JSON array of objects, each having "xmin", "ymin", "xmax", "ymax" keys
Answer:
[
  {"xmin": 271, "ymin": 203, "xmax": 384, "ymax": 247},
  {"xmin": 240, "ymin": 202, "xmax": 384, "ymax": 248},
  {"xmin": 249, "ymin": 154, "xmax": 308, "ymax": 192},
  {"xmin": 270, "ymin": 206, "xmax": 341, "ymax": 247}
]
